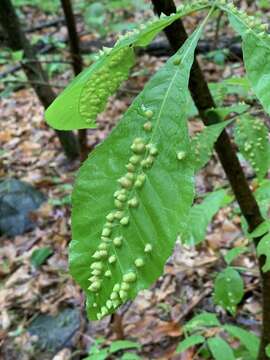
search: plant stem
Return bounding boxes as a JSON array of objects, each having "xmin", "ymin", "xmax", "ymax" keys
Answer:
[
  {"xmin": 151, "ymin": 1, "xmax": 270, "ymax": 358},
  {"xmin": 61, "ymin": 0, "xmax": 89, "ymax": 162},
  {"xmin": 0, "ymin": 0, "xmax": 79, "ymax": 160}
]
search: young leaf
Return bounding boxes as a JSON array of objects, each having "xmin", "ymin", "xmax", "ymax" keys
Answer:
[
  {"xmin": 30, "ymin": 247, "xmax": 53, "ymax": 268},
  {"xmin": 219, "ymin": 2, "xmax": 270, "ymax": 115},
  {"xmin": 69, "ymin": 18, "xmax": 210, "ymax": 320},
  {"xmin": 191, "ymin": 120, "xmax": 232, "ymax": 172},
  {"xmin": 214, "ymin": 267, "xmax": 244, "ymax": 315},
  {"xmin": 266, "ymin": 344, "xmax": 270, "ymax": 358},
  {"xmin": 249, "ymin": 220, "xmax": 270, "ymax": 238},
  {"xmin": 224, "ymin": 247, "xmax": 248, "ymax": 265},
  {"xmin": 257, "ymin": 234, "xmax": 270, "ymax": 272},
  {"xmin": 181, "ymin": 189, "xmax": 233, "ymax": 246},
  {"xmin": 234, "ymin": 115, "xmax": 270, "ymax": 179},
  {"xmin": 184, "ymin": 312, "xmax": 221, "ymax": 333},
  {"xmin": 207, "ymin": 337, "xmax": 235, "ymax": 360},
  {"xmin": 176, "ymin": 335, "xmax": 205, "ymax": 354},
  {"xmin": 223, "ymin": 325, "xmax": 259, "ymax": 359},
  {"xmin": 110, "ymin": 340, "xmax": 141, "ymax": 353},
  {"xmin": 45, "ymin": 2, "xmax": 210, "ymax": 131}
]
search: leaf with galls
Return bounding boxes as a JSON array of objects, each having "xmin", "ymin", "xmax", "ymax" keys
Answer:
[{"xmin": 69, "ymin": 21, "xmax": 210, "ymax": 320}]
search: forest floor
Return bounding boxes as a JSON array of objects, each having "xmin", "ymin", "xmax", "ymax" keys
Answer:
[{"xmin": 0, "ymin": 2, "xmax": 269, "ymax": 360}]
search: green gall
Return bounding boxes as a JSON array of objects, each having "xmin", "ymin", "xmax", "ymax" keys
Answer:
[
  {"xmin": 177, "ymin": 151, "xmax": 186, "ymax": 160},
  {"xmin": 134, "ymin": 180, "xmax": 143, "ymax": 189},
  {"xmin": 144, "ymin": 243, "xmax": 153, "ymax": 253},
  {"xmin": 113, "ymin": 236, "xmax": 123, "ymax": 247},
  {"xmin": 120, "ymin": 216, "xmax": 129, "ymax": 226},
  {"xmin": 101, "ymin": 306, "xmax": 108, "ymax": 316},
  {"xmin": 143, "ymin": 121, "xmax": 152, "ymax": 132},
  {"xmin": 114, "ymin": 211, "xmax": 124, "ymax": 220},
  {"xmin": 119, "ymin": 290, "xmax": 128, "ymax": 300},
  {"xmin": 102, "ymin": 227, "xmax": 111, "ymax": 237},
  {"xmin": 91, "ymin": 269, "xmax": 102, "ymax": 276},
  {"xmin": 144, "ymin": 109, "xmax": 153, "ymax": 119},
  {"xmin": 97, "ymin": 313, "xmax": 102, "ymax": 320},
  {"xmin": 113, "ymin": 283, "xmax": 121, "ymax": 292},
  {"xmin": 135, "ymin": 258, "xmax": 144, "ymax": 268},
  {"xmin": 131, "ymin": 142, "xmax": 146, "ymax": 154},
  {"xmin": 126, "ymin": 163, "xmax": 136, "ymax": 172},
  {"xmin": 92, "ymin": 251, "xmax": 102, "ymax": 260},
  {"xmin": 129, "ymin": 155, "xmax": 141, "ymax": 165},
  {"xmin": 117, "ymin": 194, "xmax": 127, "ymax": 202},
  {"xmin": 137, "ymin": 174, "xmax": 146, "ymax": 183},
  {"xmin": 173, "ymin": 57, "xmax": 181, "ymax": 65},
  {"xmin": 128, "ymin": 197, "xmax": 139, "ymax": 208},
  {"xmin": 106, "ymin": 300, "xmax": 113, "ymax": 309},
  {"xmin": 112, "ymin": 300, "xmax": 121, "ymax": 309},
  {"xmin": 123, "ymin": 272, "xmax": 137, "ymax": 283},
  {"xmin": 93, "ymin": 302, "xmax": 97, "ymax": 308},
  {"xmin": 89, "ymin": 281, "xmax": 101, "ymax": 292},
  {"xmin": 108, "ymin": 255, "xmax": 116, "ymax": 264},
  {"xmin": 149, "ymin": 145, "xmax": 158, "ymax": 156},
  {"xmin": 118, "ymin": 177, "xmax": 133, "ymax": 189},
  {"xmin": 90, "ymin": 262, "xmax": 103, "ymax": 270},
  {"xmin": 126, "ymin": 172, "xmax": 135, "ymax": 181},
  {"xmin": 99, "ymin": 250, "xmax": 108, "ymax": 258},
  {"xmin": 110, "ymin": 291, "xmax": 118, "ymax": 300},
  {"xmin": 114, "ymin": 199, "xmax": 125, "ymax": 209},
  {"xmin": 101, "ymin": 236, "xmax": 111, "ymax": 243},
  {"xmin": 121, "ymin": 282, "xmax": 130, "ymax": 291},
  {"xmin": 89, "ymin": 276, "xmax": 99, "ymax": 283},
  {"xmin": 98, "ymin": 243, "xmax": 109, "ymax": 250},
  {"xmin": 105, "ymin": 270, "xmax": 112, "ymax": 277},
  {"xmin": 106, "ymin": 213, "xmax": 115, "ymax": 222}
]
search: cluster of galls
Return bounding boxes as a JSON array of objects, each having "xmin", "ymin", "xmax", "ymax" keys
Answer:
[
  {"xmin": 80, "ymin": 47, "xmax": 130, "ymax": 124},
  {"xmin": 236, "ymin": 118, "xmax": 267, "ymax": 174},
  {"xmin": 219, "ymin": 0, "xmax": 269, "ymax": 37},
  {"xmin": 89, "ymin": 107, "xmax": 158, "ymax": 320}
]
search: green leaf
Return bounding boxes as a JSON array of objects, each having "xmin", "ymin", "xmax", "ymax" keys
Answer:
[
  {"xmin": 191, "ymin": 120, "xmax": 232, "ymax": 172},
  {"xmin": 184, "ymin": 312, "xmax": 220, "ymax": 332},
  {"xmin": 220, "ymin": 3, "xmax": 270, "ymax": 115},
  {"xmin": 255, "ymin": 180, "xmax": 270, "ymax": 218},
  {"xmin": 257, "ymin": 233, "xmax": 270, "ymax": 272},
  {"xmin": 69, "ymin": 18, "xmax": 211, "ymax": 320},
  {"xmin": 234, "ymin": 115, "xmax": 270, "ymax": 179},
  {"xmin": 110, "ymin": 340, "xmax": 141, "ymax": 353},
  {"xmin": 30, "ymin": 247, "xmax": 53, "ymax": 268},
  {"xmin": 207, "ymin": 103, "xmax": 249, "ymax": 120},
  {"xmin": 83, "ymin": 349, "xmax": 109, "ymax": 360},
  {"xmin": 214, "ymin": 267, "xmax": 244, "ymax": 315},
  {"xmin": 181, "ymin": 189, "xmax": 233, "ymax": 245},
  {"xmin": 249, "ymin": 220, "xmax": 270, "ymax": 238},
  {"xmin": 45, "ymin": 2, "xmax": 210, "ymax": 130},
  {"xmin": 223, "ymin": 325, "xmax": 259, "ymax": 359},
  {"xmin": 224, "ymin": 247, "xmax": 248, "ymax": 265},
  {"xmin": 266, "ymin": 344, "xmax": 270, "ymax": 358},
  {"xmin": 207, "ymin": 337, "xmax": 235, "ymax": 360},
  {"xmin": 176, "ymin": 335, "xmax": 205, "ymax": 353}
]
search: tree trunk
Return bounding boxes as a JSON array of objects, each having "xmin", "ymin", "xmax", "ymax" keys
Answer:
[
  {"xmin": 0, "ymin": 0, "xmax": 79, "ymax": 160},
  {"xmin": 61, "ymin": 0, "xmax": 88, "ymax": 162},
  {"xmin": 150, "ymin": 1, "xmax": 269, "ymax": 358}
]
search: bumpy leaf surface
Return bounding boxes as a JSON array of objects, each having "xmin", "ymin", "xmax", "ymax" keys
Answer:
[
  {"xmin": 45, "ymin": 2, "xmax": 210, "ymax": 130},
  {"xmin": 214, "ymin": 267, "xmax": 244, "ymax": 315},
  {"xmin": 234, "ymin": 115, "xmax": 270, "ymax": 180},
  {"xmin": 69, "ymin": 22, "xmax": 208, "ymax": 320},
  {"xmin": 191, "ymin": 120, "xmax": 232, "ymax": 172},
  {"xmin": 219, "ymin": 2, "xmax": 270, "ymax": 115}
]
